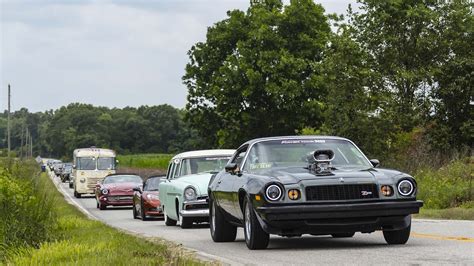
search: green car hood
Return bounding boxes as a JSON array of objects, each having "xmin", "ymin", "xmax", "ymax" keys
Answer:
[{"xmin": 174, "ymin": 172, "xmax": 213, "ymax": 196}]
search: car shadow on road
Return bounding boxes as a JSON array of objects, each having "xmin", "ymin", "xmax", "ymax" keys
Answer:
[{"xmin": 266, "ymin": 235, "xmax": 390, "ymax": 250}]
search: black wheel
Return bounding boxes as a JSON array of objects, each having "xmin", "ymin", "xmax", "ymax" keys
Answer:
[
  {"xmin": 164, "ymin": 206, "xmax": 177, "ymax": 226},
  {"xmin": 133, "ymin": 202, "xmax": 138, "ymax": 219},
  {"xmin": 69, "ymin": 182, "xmax": 73, "ymax": 189},
  {"xmin": 331, "ymin": 232, "xmax": 355, "ymax": 238},
  {"xmin": 243, "ymin": 197, "xmax": 269, "ymax": 249},
  {"xmin": 96, "ymin": 200, "xmax": 99, "ymax": 209},
  {"xmin": 210, "ymin": 197, "xmax": 237, "ymax": 242},
  {"xmin": 179, "ymin": 214, "xmax": 193, "ymax": 228},
  {"xmin": 140, "ymin": 200, "xmax": 149, "ymax": 221},
  {"xmin": 99, "ymin": 201, "xmax": 106, "ymax": 210},
  {"xmin": 61, "ymin": 177, "xmax": 66, "ymax": 183},
  {"xmin": 74, "ymin": 190, "xmax": 81, "ymax": 198},
  {"xmin": 384, "ymin": 224, "xmax": 411, "ymax": 245}
]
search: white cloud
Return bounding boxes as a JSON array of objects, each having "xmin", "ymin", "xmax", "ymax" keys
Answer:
[{"xmin": 1, "ymin": 0, "xmax": 354, "ymax": 112}]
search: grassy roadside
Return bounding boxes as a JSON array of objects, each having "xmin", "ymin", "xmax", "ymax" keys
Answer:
[
  {"xmin": 6, "ymin": 171, "xmax": 205, "ymax": 265},
  {"xmin": 415, "ymin": 207, "xmax": 474, "ymax": 220},
  {"xmin": 117, "ymin": 154, "xmax": 173, "ymax": 169}
]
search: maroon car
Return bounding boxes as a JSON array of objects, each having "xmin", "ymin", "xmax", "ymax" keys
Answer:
[
  {"xmin": 95, "ymin": 174, "xmax": 143, "ymax": 210},
  {"xmin": 133, "ymin": 175, "xmax": 165, "ymax": 220}
]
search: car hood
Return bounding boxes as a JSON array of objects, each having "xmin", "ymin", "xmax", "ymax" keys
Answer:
[
  {"xmin": 174, "ymin": 173, "xmax": 213, "ymax": 196},
  {"xmin": 258, "ymin": 167, "xmax": 404, "ymax": 185}
]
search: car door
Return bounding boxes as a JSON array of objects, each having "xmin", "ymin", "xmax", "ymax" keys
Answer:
[
  {"xmin": 160, "ymin": 161, "xmax": 176, "ymax": 216},
  {"xmin": 214, "ymin": 146, "xmax": 248, "ymax": 220}
]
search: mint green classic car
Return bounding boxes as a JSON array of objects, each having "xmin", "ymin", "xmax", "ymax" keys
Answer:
[{"xmin": 159, "ymin": 149, "xmax": 235, "ymax": 228}]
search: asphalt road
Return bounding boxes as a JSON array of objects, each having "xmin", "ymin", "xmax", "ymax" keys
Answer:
[{"xmin": 50, "ymin": 172, "xmax": 474, "ymax": 265}]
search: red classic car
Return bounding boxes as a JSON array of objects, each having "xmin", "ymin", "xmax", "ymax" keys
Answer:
[
  {"xmin": 95, "ymin": 174, "xmax": 143, "ymax": 210},
  {"xmin": 133, "ymin": 175, "xmax": 165, "ymax": 220}
]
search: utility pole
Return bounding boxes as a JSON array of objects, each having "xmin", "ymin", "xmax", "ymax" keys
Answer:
[
  {"xmin": 25, "ymin": 127, "xmax": 29, "ymax": 159},
  {"xmin": 7, "ymin": 84, "xmax": 11, "ymax": 158},
  {"xmin": 20, "ymin": 125, "xmax": 24, "ymax": 159}
]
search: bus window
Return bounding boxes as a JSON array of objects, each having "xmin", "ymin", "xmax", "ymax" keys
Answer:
[
  {"xmin": 98, "ymin": 157, "xmax": 115, "ymax": 170},
  {"xmin": 77, "ymin": 157, "xmax": 96, "ymax": 170}
]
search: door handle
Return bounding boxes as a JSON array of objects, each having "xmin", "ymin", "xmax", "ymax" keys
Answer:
[{"xmin": 217, "ymin": 180, "xmax": 222, "ymax": 184}]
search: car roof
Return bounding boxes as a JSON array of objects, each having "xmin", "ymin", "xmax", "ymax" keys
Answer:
[
  {"xmin": 106, "ymin": 173, "xmax": 141, "ymax": 177},
  {"xmin": 74, "ymin": 147, "xmax": 116, "ymax": 157},
  {"xmin": 171, "ymin": 149, "xmax": 236, "ymax": 160},
  {"xmin": 241, "ymin": 135, "xmax": 350, "ymax": 146}
]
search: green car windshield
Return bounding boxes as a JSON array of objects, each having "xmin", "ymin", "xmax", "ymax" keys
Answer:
[
  {"xmin": 178, "ymin": 156, "xmax": 231, "ymax": 176},
  {"xmin": 243, "ymin": 139, "xmax": 372, "ymax": 171}
]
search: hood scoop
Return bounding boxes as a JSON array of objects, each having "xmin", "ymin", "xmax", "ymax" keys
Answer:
[{"xmin": 307, "ymin": 149, "xmax": 335, "ymax": 176}]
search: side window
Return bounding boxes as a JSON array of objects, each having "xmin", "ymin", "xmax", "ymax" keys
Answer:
[
  {"xmin": 231, "ymin": 145, "xmax": 248, "ymax": 170},
  {"xmin": 173, "ymin": 161, "xmax": 181, "ymax": 178},
  {"xmin": 166, "ymin": 163, "xmax": 174, "ymax": 179}
]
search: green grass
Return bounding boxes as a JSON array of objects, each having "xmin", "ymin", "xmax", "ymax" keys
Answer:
[
  {"xmin": 5, "ymin": 171, "xmax": 205, "ymax": 265},
  {"xmin": 415, "ymin": 207, "xmax": 474, "ymax": 220},
  {"xmin": 117, "ymin": 154, "xmax": 173, "ymax": 169}
]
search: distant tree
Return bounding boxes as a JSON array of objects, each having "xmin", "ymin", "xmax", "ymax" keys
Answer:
[{"xmin": 184, "ymin": 0, "xmax": 331, "ymax": 147}]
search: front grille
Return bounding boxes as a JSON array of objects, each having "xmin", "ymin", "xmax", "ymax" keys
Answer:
[{"xmin": 305, "ymin": 184, "xmax": 378, "ymax": 201}]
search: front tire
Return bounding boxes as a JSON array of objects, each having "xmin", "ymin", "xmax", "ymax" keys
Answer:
[
  {"xmin": 69, "ymin": 182, "xmax": 73, "ymax": 189},
  {"xmin": 243, "ymin": 197, "xmax": 269, "ymax": 250},
  {"xmin": 140, "ymin": 200, "xmax": 149, "ymax": 221},
  {"xmin": 164, "ymin": 206, "xmax": 177, "ymax": 226},
  {"xmin": 383, "ymin": 225, "xmax": 411, "ymax": 245},
  {"xmin": 133, "ymin": 202, "xmax": 138, "ymax": 219},
  {"xmin": 210, "ymin": 197, "xmax": 237, "ymax": 242}
]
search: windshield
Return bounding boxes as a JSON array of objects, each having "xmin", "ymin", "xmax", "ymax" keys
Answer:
[
  {"xmin": 243, "ymin": 139, "xmax": 371, "ymax": 172},
  {"xmin": 178, "ymin": 156, "xmax": 231, "ymax": 176},
  {"xmin": 98, "ymin": 157, "xmax": 116, "ymax": 170},
  {"xmin": 77, "ymin": 157, "xmax": 96, "ymax": 170},
  {"xmin": 103, "ymin": 175, "xmax": 142, "ymax": 184},
  {"xmin": 144, "ymin": 177, "xmax": 163, "ymax": 191}
]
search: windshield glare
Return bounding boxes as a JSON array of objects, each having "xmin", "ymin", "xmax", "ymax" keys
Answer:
[
  {"xmin": 144, "ymin": 177, "xmax": 163, "ymax": 191},
  {"xmin": 243, "ymin": 139, "xmax": 371, "ymax": 172},
  {"xmin": 104, "ymin": 175, "xmax": 142, "ymax": 184},
  {"xmin": 178, "ymin": 156, "xmax": 231, "ymax": 177}
]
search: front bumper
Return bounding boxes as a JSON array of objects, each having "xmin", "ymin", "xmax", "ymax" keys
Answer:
[
  {"xmin": 99, "ymin": 195, "xmax": 133, "ymax": 206},
  {"xmin": 180, "ymin": 199, "xmax": 209, "ymax": 217},
  {"xmin": 256, "ymin": 200, "xmax": 423, "ymax": 235}
]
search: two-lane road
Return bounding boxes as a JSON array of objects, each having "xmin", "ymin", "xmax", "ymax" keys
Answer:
[{"xmin": 51, "ymin": 173, "xmax": 474, "ymax": 265}]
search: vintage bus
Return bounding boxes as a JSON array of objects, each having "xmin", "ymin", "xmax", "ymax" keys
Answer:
[{"xmin": 72, "ymin": 147, "xmax": 117, "ymax": 198}]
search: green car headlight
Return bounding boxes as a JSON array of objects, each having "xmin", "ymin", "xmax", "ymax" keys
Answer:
[{"xmin": 184, "ymin": 187, "xmax": 197, "ymax": 201}]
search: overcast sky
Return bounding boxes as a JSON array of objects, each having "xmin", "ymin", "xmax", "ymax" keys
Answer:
[{"xmin": 1, "ymin": 0, "xmax": 355, "ymax": 112}]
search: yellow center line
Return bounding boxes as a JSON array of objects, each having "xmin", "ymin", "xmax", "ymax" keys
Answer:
[{"xmin": 411, "ymin": 232, "xmax": 474, "ymax": 243}]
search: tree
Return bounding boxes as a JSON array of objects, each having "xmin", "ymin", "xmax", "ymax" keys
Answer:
[{"xmin": 184, "ymin": 0, "xmax": 331, "ymax": 147}]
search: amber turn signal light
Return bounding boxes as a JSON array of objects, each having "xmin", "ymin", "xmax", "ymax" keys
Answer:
[
  {"xmin": 288, "ymin": 189, "xmax": 300, "ymax": 200},
  {"xmin": 381, "ymin": 185, "xmax": 393, "ymax": 197}
]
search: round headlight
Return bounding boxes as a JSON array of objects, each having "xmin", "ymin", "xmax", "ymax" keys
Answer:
[
  {"xmin": 398, "ymin": 180, "xmax": 414, "ymax": 196},
  {"xmin": 265, "ymin": 184, "xmax": 282, "ymax": 201},
  {"xmin": 147, "ymin": 194, "xmax": 159, "ymax": 200},
  {"xmin": 184, "ymin": 187, "xmax": 197, "ymax": 201},
  {"xmin": 101, "ymin": 188, "xmax": 109, "ymax": 195},
  {"xmin": 80, "ymin": 178, "xmax": 86, "ymax": 183}
]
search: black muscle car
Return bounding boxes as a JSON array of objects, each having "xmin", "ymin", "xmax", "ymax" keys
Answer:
[{"xmin": 208, "ymin": 136, "xmax": 423, "ymax": 249}]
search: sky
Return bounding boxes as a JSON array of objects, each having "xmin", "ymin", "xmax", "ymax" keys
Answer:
[{"xmin": 0, "ymin": 0, "xmax": 356, "ymax": 112}]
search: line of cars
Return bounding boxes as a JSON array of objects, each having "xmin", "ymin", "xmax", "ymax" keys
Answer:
[{"xmin": 43, "ymin": 135, "xmax": 424, "ymax": 250}]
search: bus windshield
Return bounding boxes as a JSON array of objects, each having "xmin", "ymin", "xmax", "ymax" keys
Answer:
[
  {"xmin": 98, "ymin": 157, "xmax": 115, "ymax": 170},
  {"xmin": 77, "ymin": 157, "xmax": 96, "ymax": 170}
]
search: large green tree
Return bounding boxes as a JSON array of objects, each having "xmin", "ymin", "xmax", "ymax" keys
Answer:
[{"xmin": 184, "ymin": 0, "xmax": 331, "ymax": 147}]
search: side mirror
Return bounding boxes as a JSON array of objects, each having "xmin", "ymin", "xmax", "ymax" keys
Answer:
[
  {"xmin": 133, "ymin": 186, "xmax": 141, "ymax": 192},
  {"xmin": 370, "ymin": 159, "xmax": 380, "ymax": 168},
  {"xmin": 225, "ymin": 163, "xmax": 238, "ymax": 175},
  {"xmin": 72, "ymin": 165, "xmax": 76, "ymax": 169}
]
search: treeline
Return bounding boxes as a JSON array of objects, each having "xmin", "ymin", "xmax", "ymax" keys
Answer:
[
  {"xmin": 0, "ymin": 104, "xmax": 203, "ymax": 160},
  {"xmin": 184, "ymin": 0, "xmax": 472, "ymax": 170}
]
